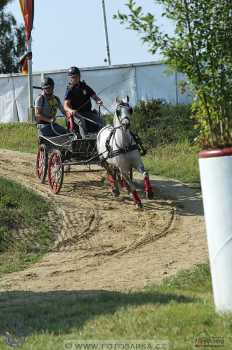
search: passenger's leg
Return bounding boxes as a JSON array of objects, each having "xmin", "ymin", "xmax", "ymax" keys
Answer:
[
  {"xmin": 37, "ymin": 124, "xmax": 54, "ymax": 137},
  {"xmin": 52, "ymin": 123, "xmax": 67, "ymax": 135}
]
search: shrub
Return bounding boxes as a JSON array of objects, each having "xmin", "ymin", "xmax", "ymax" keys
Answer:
[{"xmin": 131, "ymin": 99, "xmax": 198, "ymax": 147}]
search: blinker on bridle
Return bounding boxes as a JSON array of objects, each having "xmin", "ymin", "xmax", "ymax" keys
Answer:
[{"xmin": 116, "ymin": 103, "xmax": 133, "ymax": 118}]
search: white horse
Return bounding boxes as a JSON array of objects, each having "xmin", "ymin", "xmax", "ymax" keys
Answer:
[{"xmin": 97, "ymin": 96, "xmax": 153, "ymax": 208}]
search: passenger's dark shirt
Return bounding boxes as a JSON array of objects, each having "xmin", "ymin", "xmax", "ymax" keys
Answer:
[{"xmin": 64, "ymin": 81, "xmax": 96, "ymax": 112}]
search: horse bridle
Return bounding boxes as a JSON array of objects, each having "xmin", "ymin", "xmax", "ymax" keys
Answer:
[
  {"xmin": 104, "ymin": 101, "xmax": 137, "ymax": 157},
  {"xmin": 116, "ymin": 102, "xmax": 133, "ymax": 126}
]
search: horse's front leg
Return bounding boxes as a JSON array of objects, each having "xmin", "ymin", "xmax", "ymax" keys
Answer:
[
  {"xmin": 122, "ymin": 172, "xmax": 142, "ymax": 209},
  {"xmin": 136, "ymin": 163, "xmax": 154, "ymax": 199}
]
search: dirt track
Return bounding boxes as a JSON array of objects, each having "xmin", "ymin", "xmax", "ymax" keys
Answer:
[{"xmin": 0, "ymin": 149, "xmax": 208, "ymax": 292}]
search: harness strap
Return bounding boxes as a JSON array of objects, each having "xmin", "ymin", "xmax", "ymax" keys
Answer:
[
  {"xmin": 104, "ymin": 128, "xmax": 142, "ymax": 159},
  {"xmin": 107, "ymin": 144, "xmax": 139, "ymax": 159},
  {"xmin": 130, "ymin": 131, "xmax": 147, "ymax": 156},
  {"xmin": 105, "ymin": 128, "xmax": 116, "ymax": 154}
]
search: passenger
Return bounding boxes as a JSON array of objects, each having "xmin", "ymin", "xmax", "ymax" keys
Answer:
[{"xmin": 35, "ymin": 77, "xmax": 67, "ymax": 137}]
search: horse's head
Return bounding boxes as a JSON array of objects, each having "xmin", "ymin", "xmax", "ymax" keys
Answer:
[{"xmin": 114, "ymin": 96, "xmax": 133, "ymax": 129}]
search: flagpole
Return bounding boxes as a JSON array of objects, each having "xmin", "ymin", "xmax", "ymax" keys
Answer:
[
  {"xmin": 27, "ymin": 37, "xmax": 34, "ymax": 122},
  {"xmin": 101, "ymin": 0, "xmax": 111, "ymax": 66}
]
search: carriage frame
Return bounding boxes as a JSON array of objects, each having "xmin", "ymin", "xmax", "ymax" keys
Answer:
[{"xmin": 36, "ymin": 129, "xmax": 101, "ymax": 194}]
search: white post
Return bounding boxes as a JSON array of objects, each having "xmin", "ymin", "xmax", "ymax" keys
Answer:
[
  {"xmin": 102, "ymin": 0, "xmax": 111, "ymax": 66},
  {"xmin": 27, "ymin": 37, "xmax": 34, "ymax": 122},
  {"xmin": 199, "ymin": 149, "xmax": 232, "ymax": 312}
]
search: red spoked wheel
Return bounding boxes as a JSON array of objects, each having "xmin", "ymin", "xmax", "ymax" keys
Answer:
[
  {"xmin": 36, "ymin": 144, "xmax": 48, "ymax": 183},
  {"xmin": 48, "ymin": 150, "xmax": 64, "ymax": 194}
]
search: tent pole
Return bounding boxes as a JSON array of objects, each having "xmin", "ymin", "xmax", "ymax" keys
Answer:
[
  {"xmin": 27, "ymin": 37, "xmax": 34, "ymax": 122},
  {"xmin": 102, "ymin": 0, "xmax": 111, "ymax": 66}
]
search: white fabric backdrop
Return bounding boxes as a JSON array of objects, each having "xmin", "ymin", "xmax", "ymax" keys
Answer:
[{"xmin": 0, "ymin": 61, "xmax": 192, "ymax": 122}]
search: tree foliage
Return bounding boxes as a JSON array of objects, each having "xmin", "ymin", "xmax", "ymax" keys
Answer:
[
  {"xmin": 115, "ymin": 0, "xmax": 232, "ymax": 148},
  {"xmin": 0, "ymin": 0, "xmax": 26, "ymax": 74}
]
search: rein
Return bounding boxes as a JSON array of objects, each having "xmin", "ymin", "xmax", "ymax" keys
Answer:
[
  {"xmin": 74, "ymin": 114, "xmax": 99, "ymax": 126},
  {"xmin": 102, "ymin": 104, "xmax": 114, "ymax": 115},
  {"xmin": 104, "ymin": 125, "xmax": 139, "ymax": 159}
]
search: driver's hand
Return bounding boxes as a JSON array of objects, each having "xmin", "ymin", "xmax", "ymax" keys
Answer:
[
  {"xmin": 71, "ymin": 109, "xmax": 77, "ymax": 116},
  {"xmin": 65, "ymin": 111, "xmax": 74, "ymax": 119}
]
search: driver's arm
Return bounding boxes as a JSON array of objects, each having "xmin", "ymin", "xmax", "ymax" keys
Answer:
[
  {"xmin": 64, "ymin": 99, "xmax": 76, "ymax": 116},
  {"xmin": 91, "ymin": 94, "xmax": 103, "ymax": 105}
]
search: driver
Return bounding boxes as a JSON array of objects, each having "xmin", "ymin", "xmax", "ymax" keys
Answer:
[
  {"xmin": 64, "ymin": 66, "xmax": 104, "ymax": 138},
  {"xmin": 35, "ymin": 77, "xmax": 67, "ymax": 137}
]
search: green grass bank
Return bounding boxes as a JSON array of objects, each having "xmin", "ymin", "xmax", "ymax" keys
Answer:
[{"xmin": 0, "ymin": 176, "xmax": 55, "ymax": 275}]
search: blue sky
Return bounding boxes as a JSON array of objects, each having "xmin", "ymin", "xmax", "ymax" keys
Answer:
[{"xmin": 7, "ymin": 0, "xmax": 173, "ymax": 72}]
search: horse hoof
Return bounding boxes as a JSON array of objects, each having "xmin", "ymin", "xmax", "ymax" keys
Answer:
[
  {"xmin": 145, "ymin": 191, "xmax": 154, "ymax": 199},
  {"xmin": 135, "ymin": 202, "xmax": 143, "ymax": 209},
  {"xmin": 111, "ymin": 189, "xmax": 120, "ymax": 197}
]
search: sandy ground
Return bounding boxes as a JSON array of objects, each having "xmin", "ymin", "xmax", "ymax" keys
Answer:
[{"xmin": 0, "ymin": 149, "xmax": 208, "ymax": 292}]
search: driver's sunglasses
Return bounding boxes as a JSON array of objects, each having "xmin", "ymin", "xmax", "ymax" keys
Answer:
[{"xmin": 44, "ymin": 86, "xmax": 53, "ymax": 90}]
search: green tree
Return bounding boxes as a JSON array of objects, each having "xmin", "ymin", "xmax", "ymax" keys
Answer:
[
  {"xmin": 0, "ymin": 0, "xmax": 26, "ymax": 74},
  {"xmin": 115, "ymin": 0, "xmax": 232, "ymax": 148}
]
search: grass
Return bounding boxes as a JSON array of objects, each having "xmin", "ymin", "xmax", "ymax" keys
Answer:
[
  {"xmin": 0, "ymin": 176, "xmax": 55, "ymax": 275},
  {"xmin": 0, "ymin": 118, "xmax": 66, "ymax": 153},
  {"xmin": 144, "ymin": 141, "xmax": 200, "ymax": 184},
  {"xmin": 0, "ymin": 122, "xmax": 37, "ymax": 153},
  {"xmin": 0, "ymin": 263, "xmax": 232, "ymax": 349}
]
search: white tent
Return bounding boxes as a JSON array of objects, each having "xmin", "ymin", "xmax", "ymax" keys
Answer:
[{"xmin": 0, "ymin": 61, "xmax": 192, "ymax": 122}]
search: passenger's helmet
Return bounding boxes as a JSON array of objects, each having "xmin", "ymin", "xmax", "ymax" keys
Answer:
[
  {"xmin": 41, "ymin": 77, "xmax": 54, "ymax": 89},
  {"xmin": 68, "ymin": 66, "xmax": 80, "ymax": 76}
]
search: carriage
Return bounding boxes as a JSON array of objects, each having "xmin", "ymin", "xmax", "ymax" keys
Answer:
[
  {"xmin": 36, "ymin": 98, "xmax": 153, "ymax": 207},
  {"xmin": 36, "ymin": 122, "xmax": 100, "ymax": 194}
]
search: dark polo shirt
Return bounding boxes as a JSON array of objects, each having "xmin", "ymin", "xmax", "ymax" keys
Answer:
[{"xmin": 64, "ymin": 81, "xmax": 96, "ymax": 112}]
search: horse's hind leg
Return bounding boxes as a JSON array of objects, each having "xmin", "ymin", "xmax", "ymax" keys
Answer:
[
  {"xmin": 101, "ymin": 161, "xmax": 120, "ymax": 197},
  {"xmin": 107, "ymin": 168, "xmax": 120, "ymax": 197},
  {"xmin": 122, "ymin": 172, "xmax": 142, "ymax": 208},
  {"xmin": 136, "ymin": 163, "xmax": 154, "ymax": 199},
  {"xmin": 119, "ymin": 171, "xmax": 131, "ymax": 193}
]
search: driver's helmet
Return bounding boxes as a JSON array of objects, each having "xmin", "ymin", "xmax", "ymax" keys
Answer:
[
  {"xmin": 68, "ymin": 66, "xmax": 80, "ymax": 76},
  {"xmin": 41, "ymin": 77, "xmax": 54, "ymax": 89}
]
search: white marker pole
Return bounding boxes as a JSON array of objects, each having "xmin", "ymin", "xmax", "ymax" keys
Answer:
[{"xmin": 199, "ymin": 148, "xmax": 232, "ymax": 312}]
